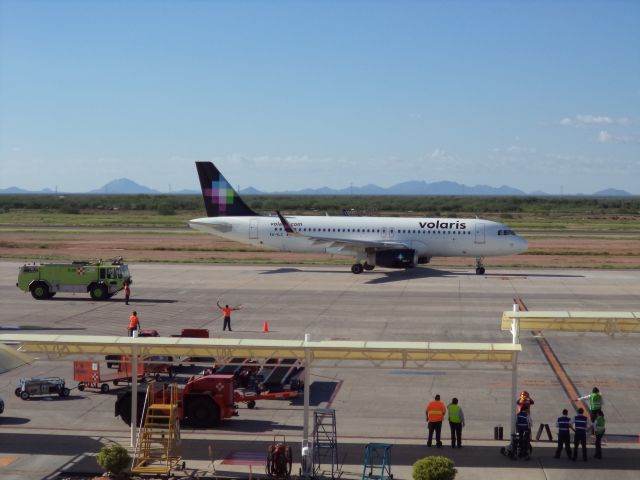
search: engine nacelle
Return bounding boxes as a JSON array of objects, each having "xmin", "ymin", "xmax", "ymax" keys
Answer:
[{"xmin": 370, "ymin": 249, "xmax": 417, "ymax": 269}]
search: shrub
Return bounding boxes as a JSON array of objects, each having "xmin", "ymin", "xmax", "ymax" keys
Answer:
[
  {"xmin": 157, "ymin": 202, "xmax": 176, "ymax": 215},
  {"xmin": 96, "ymin": 444, "xmax": 131, "ymax": 475},
  {"xmin": 412, "ymin": 455, "xmax": 457, "ymax": 480}
]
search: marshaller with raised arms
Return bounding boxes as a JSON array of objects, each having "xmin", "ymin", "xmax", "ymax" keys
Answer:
[{"xmin": 189, "ymin": 162, "xmax": 528, "ymax": 274}]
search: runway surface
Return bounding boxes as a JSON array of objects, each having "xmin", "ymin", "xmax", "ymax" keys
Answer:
[{"xmin": 0, "ymin": 262, "xmax": 639, "ymax": 479}]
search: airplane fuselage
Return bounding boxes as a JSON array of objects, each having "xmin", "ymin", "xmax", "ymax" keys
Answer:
[{"xmin": 189, "ymin": 215, "xmax": 528, "ymax": 259}]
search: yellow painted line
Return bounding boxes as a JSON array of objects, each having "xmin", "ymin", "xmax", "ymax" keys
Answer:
[
  {"xmin": 515, "ymin": 298, "xmax": 589, "ymax": 414},
  {"xmin": 0, "ymin": 457, "xmax": 16, "ymax": 466}
]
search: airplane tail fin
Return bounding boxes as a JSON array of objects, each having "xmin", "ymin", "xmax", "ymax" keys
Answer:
[{"xmin": 195, "ymin": 162, "xmax": 257, "ymax": 217}]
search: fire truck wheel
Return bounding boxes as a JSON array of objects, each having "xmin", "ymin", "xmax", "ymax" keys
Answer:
[
  {"xmin": 77, "ymin": 384, "xmax": 85, "ymax": 392},
  {"xmin": 20, "ymin": 391, "xmax": 30, "ymax": 400},
  {"xmin": 186, "ymin": 397, "xmax": 220, "ymax": 428},
  {"xmin": 31, "ymin": 282, "xmax": 50, "ymax": 300},
  {"xmin": 90, "ymin": 284, "xmax": 108, "ymax": 300},
  {"xmin": 247, "ymin": 400, "xmax": 256, "ymax": 409},
  {"xmin": 100, "ymin": 383, "xmax": 110, "ymax": 393}
]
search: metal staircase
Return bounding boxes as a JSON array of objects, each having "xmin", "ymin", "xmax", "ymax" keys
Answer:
[
  {"xmin": 131, "ymin": 383, "xmax": 182, "ymax": 476},
  {"xmin": 312, "ymin": 408, "xmax": 339, "ymax": 479}
]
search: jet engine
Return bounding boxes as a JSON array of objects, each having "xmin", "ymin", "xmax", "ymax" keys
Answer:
[{"xmin": 371, "ymin": 249, "xmax": 417, "ymax": 269}]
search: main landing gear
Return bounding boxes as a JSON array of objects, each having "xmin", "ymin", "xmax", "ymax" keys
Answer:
[
  {"xmin": 475, "ymin": 257, "xmax": 485, "ymax": 275},
  {"xmin": 351, "ymin": 263, "xmax": 375, "ymax": 274}
]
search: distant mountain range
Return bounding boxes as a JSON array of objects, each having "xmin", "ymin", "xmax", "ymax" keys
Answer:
[{"xmin": 0, "ymin": 178, "xmax": 635, "ymax": 197}]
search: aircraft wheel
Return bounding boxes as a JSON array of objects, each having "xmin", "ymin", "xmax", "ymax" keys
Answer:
[
  {"xmin": 476, "ymin": 267, "xmax": 485, "ymax": 275},
  {"xmin": 363, "ymin": 263, "xmax": 375, "ymax": 271},
  {"xmin": 351, "ymin": 264, "xmax": 364, "ymax": 274}
]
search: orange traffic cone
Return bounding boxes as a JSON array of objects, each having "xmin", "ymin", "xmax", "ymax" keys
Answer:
[{"xmin": 262, "ymin": 320, "xmax": 269, "ymax": 333}]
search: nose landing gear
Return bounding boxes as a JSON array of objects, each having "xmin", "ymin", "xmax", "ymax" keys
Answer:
[{"xmin": 475, "ymin": 257, "xmax": 485, "ymax": 275}]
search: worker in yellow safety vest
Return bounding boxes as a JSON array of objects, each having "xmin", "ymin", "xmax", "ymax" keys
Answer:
[
  {"xmin": 577, "ymin": 386, "xmax": 603, "ymax": 422},
  {"xmin": 425, "ymin": 394, "xmax": 446, "ymax": 447},
  {"xmin": 447, "ymin": 397, "xmax": 466, "ymax": 448}
]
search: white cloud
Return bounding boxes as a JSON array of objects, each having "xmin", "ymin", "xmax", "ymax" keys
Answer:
[
  {"xmin": 560, "ymin": 114, "xmax": 630, "ymax": 127},
  {"xmin": 597, "ymin": 130, "xmax": 640, "ymax": 144},
  {"xmin": 544, "ymin": 152, "xmax": 639, "ymax": 174},
  {"xmin": 491, "ymin": 145, "xmax": 537, "ymax": 155},
  {"xmin": 430, "ymin": 148, "xmax": 451, "ymax": 160}
]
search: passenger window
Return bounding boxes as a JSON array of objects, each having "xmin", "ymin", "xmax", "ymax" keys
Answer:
[{"xmin": 100, "ymin": 269, "xmax": 105, "ymax": 279}]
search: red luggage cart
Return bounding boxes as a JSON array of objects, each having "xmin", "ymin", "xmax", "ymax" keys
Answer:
[{"xmin": 74, "ymin": 359, "xmax": 145, "ymax": 393}]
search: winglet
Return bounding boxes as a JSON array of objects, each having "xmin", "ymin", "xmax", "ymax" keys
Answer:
[{"xmin": 276, "ymin": 211, "xmax": 298, "ymax": 235}]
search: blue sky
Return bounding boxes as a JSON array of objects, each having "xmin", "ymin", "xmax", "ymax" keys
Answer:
[{"xmin": 1, "ymin": 0, "xmax": 639, "ymax": 194}]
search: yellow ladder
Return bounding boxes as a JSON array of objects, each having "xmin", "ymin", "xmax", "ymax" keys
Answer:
[{"xmin": 131, "ymin": 383, "xmax": 182, "ymax": 476}]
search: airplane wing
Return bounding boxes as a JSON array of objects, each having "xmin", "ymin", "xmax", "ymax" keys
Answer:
[{"xmin": 276, "ymin": 211, "xmax": 409, "ymax": 251}]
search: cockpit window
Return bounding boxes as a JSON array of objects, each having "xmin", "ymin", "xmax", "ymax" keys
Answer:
[{"xmin": 498, "ymin": 229, "xmax": 516, "ymax": 236}]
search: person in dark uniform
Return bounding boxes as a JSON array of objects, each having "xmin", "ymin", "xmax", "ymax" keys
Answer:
[
  {"xmin": 516, "ymin": 410, "xmax": 532, "ymax": 458},
  {"xmin": 554, "ymin": 408, "xmax": 572, "ymax": 459},
  {"xmin": 572, "ymin": 407, "xmax": 589, "ymax": 461}
]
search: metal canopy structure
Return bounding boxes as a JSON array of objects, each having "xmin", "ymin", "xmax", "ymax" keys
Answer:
[
  {"xmin": 0, "ymin": 343, "xmax": 33, "ymax": 373},
  {"xmin": 0, "ymin": 334, "xmax": 520, "ymax": 365},
  {"xmin": 501, "ymin": 310, "xmax": 640, "ymax": 335},
  {"xmin": 0, "ymin": 333, "xmax": 521, "ymax": 477}
]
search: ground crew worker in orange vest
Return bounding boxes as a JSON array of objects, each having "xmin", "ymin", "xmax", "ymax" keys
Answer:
[
  {"xmin": 217, "ymin": 300, "xmax": 243, "ymax": 332},
  {"xmin": 123, "ymin": 282, "xmax": 131, "ymax": 305},
  {"xmin": 128, "ymin": 311, "xmax": 140, "ymax": 336},
  {"xmin": 426, "ymin": 394, "xmax": 446, "ymax": 447}
]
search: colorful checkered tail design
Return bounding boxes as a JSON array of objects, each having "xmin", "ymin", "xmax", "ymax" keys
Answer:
[{"xmin": 196, "ymin": 162, "xmax": 257, "ymax": 217}]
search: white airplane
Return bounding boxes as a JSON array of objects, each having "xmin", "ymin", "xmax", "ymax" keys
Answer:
[{"xmin": 189, "ymin": 162, "xmax": 528, "ymax": 274}]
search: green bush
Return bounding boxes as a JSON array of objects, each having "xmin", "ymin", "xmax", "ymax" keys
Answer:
[
  {"xmin": 96, "ymin": 444, "xmax": 131, "ymax": 475},
  {"xmin": 157, "ymin": 202, "xmax": 176, "ymax": 215},
  {"xmin": 412, "ymin": 456, "xmax": 457, "ymax": 480}
]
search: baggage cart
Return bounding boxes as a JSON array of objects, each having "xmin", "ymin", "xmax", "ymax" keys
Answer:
[
  {"xmin": 74, "ymin": 360, "xmax": 145, "ymax": 393},
  {"xmin": 15, "ymin": 377, "xmax": 70, "ymax": 400}
]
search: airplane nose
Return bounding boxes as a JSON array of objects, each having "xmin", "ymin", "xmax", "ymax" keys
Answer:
[{"xmin": 516, "ymin": 236, "xmax": 528, "ymax": 253}]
